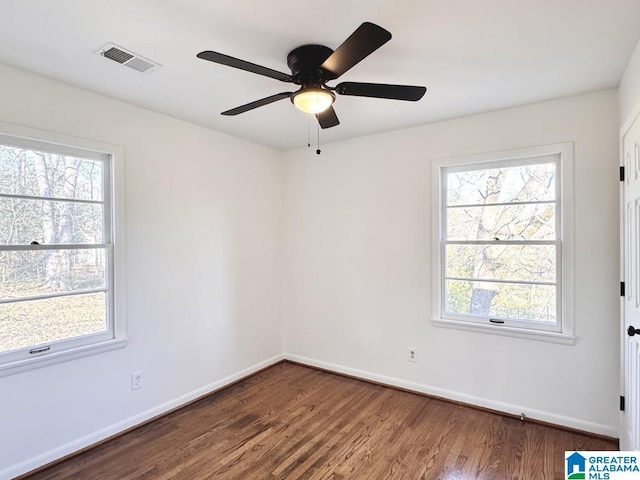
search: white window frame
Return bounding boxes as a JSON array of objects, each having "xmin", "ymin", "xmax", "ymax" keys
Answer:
[
  {"xmin": 0, "ymin": 122, "xmax": 126, "ymax": 376},
  {"xmin": 431, "ymin": 143, "xmax": 575, "ymax": 344}
]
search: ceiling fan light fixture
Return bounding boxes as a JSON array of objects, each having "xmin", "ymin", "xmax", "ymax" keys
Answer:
[{"xmin": 292, "ymin": 87, "xmax": 335, "ymax": 114}]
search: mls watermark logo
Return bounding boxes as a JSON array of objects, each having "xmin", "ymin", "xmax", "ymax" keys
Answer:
[
  {"xmin": 566, "ymin": 452, "xmax": 587, "ymax": 479},
  {"xmin": 565, "ymin": 451, "xmax": 640, "ymax": 479}
]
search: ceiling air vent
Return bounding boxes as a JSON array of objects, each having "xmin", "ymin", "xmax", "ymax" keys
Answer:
[{"xmin": 96, "ymin": 43, "xmax": 160, "ymax": 73}]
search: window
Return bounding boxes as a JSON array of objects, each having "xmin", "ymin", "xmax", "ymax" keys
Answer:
[
  {"xmin": 432, "ymin": 143, "xmax": 574, "ymax": 343},
  {"xmin": 0, "ymin": 124, "xmax": 125, "ymax": 374}
]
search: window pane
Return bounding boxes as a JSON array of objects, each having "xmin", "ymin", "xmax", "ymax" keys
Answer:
[
  {"xmin": 0, "ymin": 145, "xmax": 103, "ymax": 201},
  {"xmin": 447, "ymin": 162, "xmax": 556, "ymax": 206},
  {"xmin": 446, "ymin": 202, "xmax": 555, "ymax": 241},
  {"xmin": 445, "ymin": 279, "xmax": 556, "ymax": 323},
  {"xmin": 0, "ymin": 198, "xmax": 104, "ymax": 245},
  {"xmin": 445, "ymin": 244, "xmax": 556, "ymax": 283},
  {"xmin": 0, "ymin": 248, "xmax": 106, "ymax": 299},
  {"xmin": 0, "ymin": 292, "xmax": 107, "ymax": 354}
]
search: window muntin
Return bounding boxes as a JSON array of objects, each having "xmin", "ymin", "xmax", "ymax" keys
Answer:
[
  {"xmin": 440, "ymin": 155, "xmax": 562, "ymax": 330},
  {"xmin": 0, "ymin": 135, "xmax": 115, "ymax": 362}
]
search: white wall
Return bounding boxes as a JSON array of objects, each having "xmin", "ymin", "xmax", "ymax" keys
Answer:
[
  {"xmin": 0, "ymin": 64, "xmax": 284, "ymax": 478},
  {"xmin": 282, "ymin": 89, "xmax": 620, "ymax": 436},
  {"xmin": 620, "ymin": 39, "xmax": 640, "ymax": 127}
]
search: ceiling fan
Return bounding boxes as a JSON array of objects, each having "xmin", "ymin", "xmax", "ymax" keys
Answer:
[{"xmin": 196, "ymin": 22, "xmax": 426, "ymax": 129}]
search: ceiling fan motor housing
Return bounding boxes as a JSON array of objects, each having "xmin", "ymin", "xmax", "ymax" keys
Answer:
[{"xmin": 287, "ymin": 45, "xmax": 334, "ymax": 85}]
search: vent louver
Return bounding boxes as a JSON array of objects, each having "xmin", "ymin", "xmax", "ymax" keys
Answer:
[{"xmin": 96, "ymin": 43, "xmax": 160, "ymax": 73}]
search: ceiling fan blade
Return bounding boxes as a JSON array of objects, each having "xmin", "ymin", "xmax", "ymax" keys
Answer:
[
  {"xmin": 336, "ymin": 82, "xmax": 426, "ymax": 101},
  {"xmin": 197, "ymin": 51, "xmax": 293, "ymax": 83},
  {"xmin": 320, "ymin": 22, "xmax": 392, "ymax": 80},
  {"xmin": 221, "ymin": 92, "xmax": 293, "ymax": 116},
  {"xmin": 316, "ymin": 106, "xmax": 340, "ymax": 129}
]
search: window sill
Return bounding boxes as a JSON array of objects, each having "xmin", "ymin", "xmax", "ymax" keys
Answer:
[
  {"xmin": 0, "ymin": 337, "xmax": 128, "ymax": 378},
  {"xmin": 431, "ymin": 318, "xmax": 575, "ymax": 345}
]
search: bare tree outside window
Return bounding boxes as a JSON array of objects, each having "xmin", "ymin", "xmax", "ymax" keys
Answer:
[
  {"xmin": 443, "ymin": 160, "xmax": 558, "ymax": 324},
  {"xmin": 0, "ymin": 144, "xmax": 109, "ymax": 354}
]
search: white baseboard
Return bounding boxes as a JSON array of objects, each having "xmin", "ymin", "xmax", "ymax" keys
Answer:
[
  {"xmin": 284, "ymin": 353, "xmax": 619, "ymax": 439},
  {"xmin": 4, "ymin": 354, "xmax": 284, "ymax": 480}
]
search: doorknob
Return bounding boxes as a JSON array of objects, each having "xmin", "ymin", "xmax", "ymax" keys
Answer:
[{"xmin": 628, "ymin": 326, "xmax": 640, "ymax": 337}]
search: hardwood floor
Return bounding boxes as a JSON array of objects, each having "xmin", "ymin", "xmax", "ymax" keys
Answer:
[{"xmin": 21, "ymin": 362, "xmax": 616, "ymax": 479}]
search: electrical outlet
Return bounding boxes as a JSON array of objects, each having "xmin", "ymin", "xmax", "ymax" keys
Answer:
[
  {"xmin": 408, "ymin": 348, "xmax": 417, "ymax": 362},
  {"xmin": 131, "ymin": 371, "xmax": 143, "ymax": 390}
]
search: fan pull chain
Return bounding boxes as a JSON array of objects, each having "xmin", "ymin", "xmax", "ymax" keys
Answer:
[
  {"xmin": 307, "ymin": 115, "xmax": 311, "ymax": 148},
  {"xmin": 316, "ymin": 121, "xmax": 321, "ymax": 155}
]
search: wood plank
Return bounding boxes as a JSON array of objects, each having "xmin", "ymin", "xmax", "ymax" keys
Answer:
[{"xmin": 19, "ymin": 362, "xmax": 617, "ymax": 479}]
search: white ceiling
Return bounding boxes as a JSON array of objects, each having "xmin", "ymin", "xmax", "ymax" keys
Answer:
[{"xmin": 0, "ymin": 0, "xmax": 639, "ymax": 150}]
